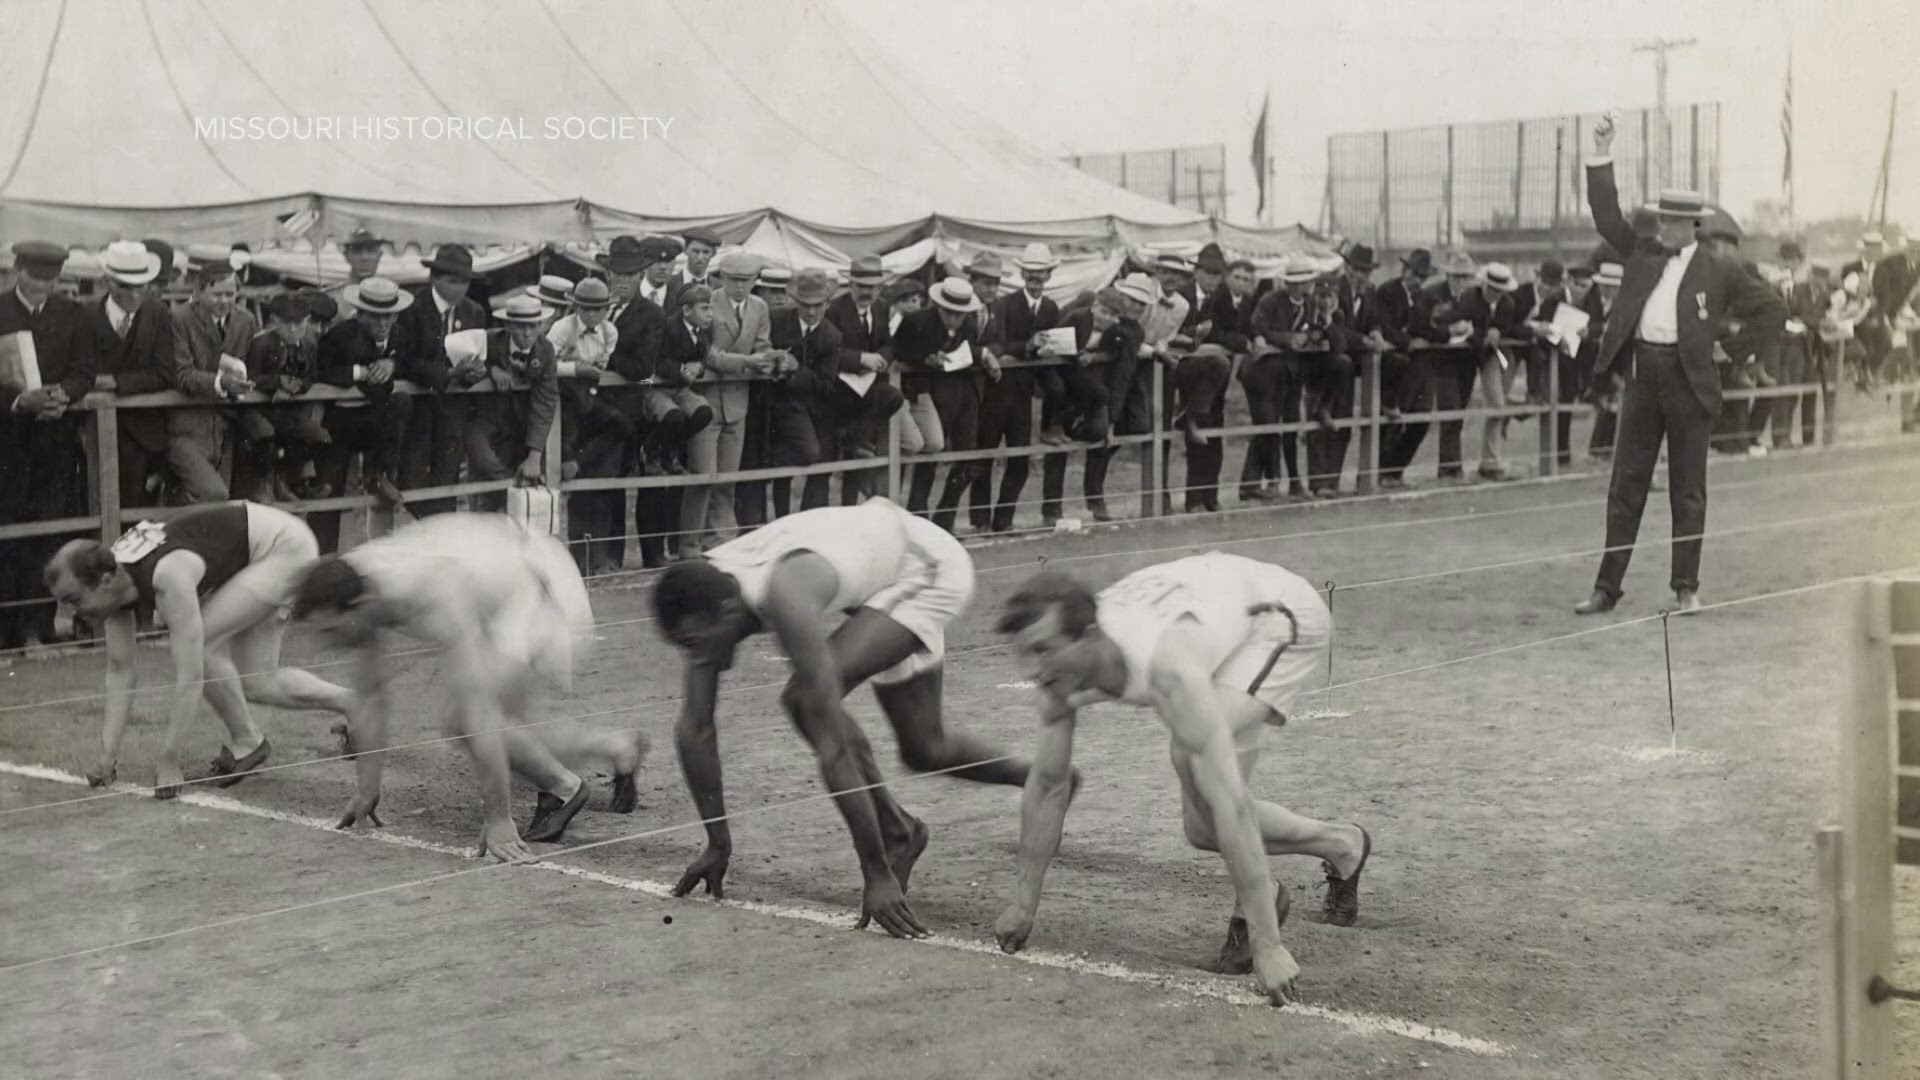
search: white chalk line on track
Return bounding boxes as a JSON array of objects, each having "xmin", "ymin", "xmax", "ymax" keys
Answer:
[{"xmin": 0, "ymin": 759, "xmax": 1512, "ymax": 1058}]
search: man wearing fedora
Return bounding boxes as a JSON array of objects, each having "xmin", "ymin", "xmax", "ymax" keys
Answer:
[
  {"xmin": 168, "ymin": 259, "xmax": 258, "ymax": 504},
  {"xmin": 825, "ymin": 253, "xmax": 900, "ymax": 505},
  {"xmin": 895, "ymin": 276, "xmax": 987, "ymax": 530},
  {"xmin": 690, "ymin": 249, "xmax": 783, "ymax": 552},
  {"xmin": 1245, "ymin": 260, "xmax": 1324, "ymax": 500},
  {"xmin": 1373, "ymin": 249, "xmax": 1440, "ymax": 487},
  {"xmin": 1, "ymin": 241, "xmax": 98, "ymax": 651},
  {"xmin": 396, "ymin": 243, "xmax": 486, "ymax": 517},
  {"xmin": 464, "ymin": 294, "xmax": 560, "ymax": 510},
  {"xmin": 766, "ymin": 268, "xmax": 851, "ymax": 518},
  {"xmin": 1573, "ymin": 115, "xmax": 1785, "ymax": 616},
  {"xmin": 969, "ymin": 243, "xmax": 1063, "ymax": 531},
  {"xmin": 88, "ymin": 241, "xmax": 176, "ymax": 508},
  {"xmin": 1152, "ymin": 252, "xmax": 1234, "ymax": 513},
  {"xmin": 324, "ymin": 228, "xmax": 387, "ymax": 310},
  {"xmin": 605, "ymin": 235, "xmax": 687, "ymax": 568},
  {"xmin": 955, "ymin": 251, "xmax": 1028, "ymax": 532},
  {"xmin": 311, "ymin": 277, "xmax": 416, "ymax": 553}
]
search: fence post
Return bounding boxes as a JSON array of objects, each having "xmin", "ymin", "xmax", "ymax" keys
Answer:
[
  {"xmin": 1355, "ymin": 352, "xmax": 1378, "ymax": 495},
  {"xmin": 886, "ymin": 371, "xmax": 902, "ymax": 501},
  {"xmin": 1815, "ymin": 825, "xmax": 1849, "ymax": 1079},
  {"xmin": 1141, "ymin": 361, "xmax": 1164, "ymax": 519},
  {"xmin": 545, "ymin": 392, "xmax": 566, "ymax": 538},
  {"xmin": 1837, "ymin": 578, "xmax": 1896, "ymax": 1076},
  {"xmin": 94, "ymin": 405, "xmax": 121, "ymax": 543},
  {"xmin": 1540, "ymin": 346, "xmax": 1559, "ymax": 478}
]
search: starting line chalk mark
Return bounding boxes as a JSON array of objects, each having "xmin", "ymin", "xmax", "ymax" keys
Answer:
[{"xmin": 0, "ymin": 759, "xmax": 1510, "ymax": 1058}]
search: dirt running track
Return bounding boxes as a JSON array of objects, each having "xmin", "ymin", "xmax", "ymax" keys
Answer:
[{"xmin": 5, "ymin": 440, "xmax": 1920, "ymax": 1079}]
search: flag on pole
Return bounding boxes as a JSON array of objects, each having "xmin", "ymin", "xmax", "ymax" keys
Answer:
[
  {"xmin": 277, "ymin": 207, "xmax": 318, "ymax": 238},
  {"xmin": 1780, "ymin": 53, "xmax": 1793, "ymax": 198},
  {"xmin": 1251, "ymin": 91, "xmax": 1270, "ymax": 218}
]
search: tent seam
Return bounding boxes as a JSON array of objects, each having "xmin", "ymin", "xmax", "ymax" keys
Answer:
[
  {"xmin": 137, "ymin": 0, "xmax": 259, "ymax": 197},
  {"xmin": 0, "ymin": 0, "xmax": 71, "ymax": 195}
]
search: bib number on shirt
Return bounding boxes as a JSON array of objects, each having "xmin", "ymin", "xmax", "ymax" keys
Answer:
[
  {"xmin": 1100, "ymin": 571, "xmax": 1190, "ymax": 611},
  {"xmin": 110, "ymin": 521, "xmax": 168, "ymax": 564}
]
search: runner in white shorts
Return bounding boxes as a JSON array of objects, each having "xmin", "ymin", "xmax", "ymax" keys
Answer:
[
  {"xmin": 991, "ymin": 552, "xmax": 1373, "ymax": 1006},
  {"xmin": 44, "ymin": 501, "xmax": 355, "ymax": 798},
  {"xmin": 289, "ymin": 513, "xmax": 648, "ymax": 864},
  {"xmin": 652, "ymin": 496, "xmax": 1049, "ymax": 939}
]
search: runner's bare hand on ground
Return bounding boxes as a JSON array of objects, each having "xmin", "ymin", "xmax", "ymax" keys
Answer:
[
  {"xmin": 672, "ymin": 843, "xmax": 730, "ymax": 899},
  {"xmin": 335, "ymin": 791, "xmax": 384, "ymax": 830},
  {"xmin": 480, "ymin": 819, "xmax": 533, "ymax": 863},
  {"xmin": 1253, "ymin": 945, "xmax": 1301, "ymax": 1006},
  {"xmin": 857, "ymin": 875, "xmax": 927, "ymax": 938},
  {"xmin": 993, "ymin": 904, "xmax": 1033, "ymax": 954},
  {"xmin": 85, "ymin": 761, "xmax": 116, "ymax": 788}
]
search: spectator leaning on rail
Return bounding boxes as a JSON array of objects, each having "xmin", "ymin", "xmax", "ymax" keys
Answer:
[
  {"xmin": 685, "ymin": 249, "xmax": 782, "ymax": 555},
  {"xmin": 765, "ymin": 267, "xmax": 850, "ymax": 519},
  {"xmin": 1373, "ymin": 249, "xmax": 1440, "ymax": 488},
  {"xmin": 322, "ymin": 228, "xmax": 387, "ymax": 314},
  {"xmin": 969, "ymin": 243, "xmax": 1062, "ymax": 532},
  {"xmin": 244, "ymin": 292, "xmax": 331, "ymax": 502},
  {"xmin": 1245, "ymin": 259, "xmax": 1321, "ymax": 500},
  {"xmin": 823, "ymin": 253, "xmax": 900, "ymax": 506},
  {"xmin": 605, "ymin": 234, "xmax": 685, "ymax": 568},
  {"xmin": 1039, "ymin": 276, "xmax": 1151, "ymax": 524},
  {"xmin": 668, "ymin": 227, "xmax": 722, "ymax": 315},
  {"xmin": 0, "ymin": 241, "xmax": 97, "ymax": 652},
  {"xmin": 1456, "ymin": 261, "xmax": 1523, "ymax": 482},
  {"xmin": 396, "ymin": 242, "xmax": 486, "ymax": 518},
  {"xmin": 896, "ymin": 275, "xmax": 986, "ymax": 530},
  {"xmin": 545, "ymin": 275, "xmax": 635, "ymax": 569},
  {"xmin": 460, "ymin": 294, "xmax": 559, "ymax": 512},
  {"xmin": 735, "ymin": 261, "xmax": 797, "ymax": 531},
  {"xmin": 655, "ymin": 283, "xmax": 721, "ymax": 555},
  {"xmin": 88, "ymin": 241, "xmax": 175, "ymax": 508},
  {"xmin": 309, "ymin": 276, "xmax": 414, "ymax": 553},
  {"xmin": 1584, "ymin": 261, "xmax": 1626, "ymax": 460},
  {"xmin": 955, "ymin": 251, "xmax": 1022, "ymax": 533},
  {"xmin": 167, "ymin": 258, "xmax": 257, "ymax": 503}
]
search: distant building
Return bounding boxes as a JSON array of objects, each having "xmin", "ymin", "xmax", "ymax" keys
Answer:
[
  {"xmin": 1066, "ymin": 143, "xmax": 1229, "ymax": 216},
  {"xmin": 1327, "ymin": 104, "xmax": 1722, "ymax": 271}
]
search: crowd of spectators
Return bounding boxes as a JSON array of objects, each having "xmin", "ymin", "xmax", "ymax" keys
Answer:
[{"xmin": 2, "ymin": 223, "xmax": 1913, "ymax": 652}]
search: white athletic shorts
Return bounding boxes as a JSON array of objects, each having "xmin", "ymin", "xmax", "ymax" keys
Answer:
[
  {"xmin": 222, "ymin": 502, "xmax": 321, "ymax": 617},
  {"xmin": 487, "ymin": 522, "xmax": 596, "ymax": 692},
  {"xmin": 861, "ymin": 516, "xmax": 974, "ymax": 686},
  {"xmin": 1213, "ymin": 582, "xmax": 1331, "ymax": 721}
]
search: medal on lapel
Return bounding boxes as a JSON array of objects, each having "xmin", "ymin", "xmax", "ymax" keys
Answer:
[{"xmin": 1696, "ymin": 291, "xmax": 1709, "ymax": 321}]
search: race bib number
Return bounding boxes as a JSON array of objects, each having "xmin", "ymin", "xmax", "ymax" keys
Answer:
[
  {"xmin": 1100, "ymin": 570, "xmax": 1191, "ymax": 611},
  {"xmin": 110, "ymin": 521, "xmax": 167, "ymax": 564}
]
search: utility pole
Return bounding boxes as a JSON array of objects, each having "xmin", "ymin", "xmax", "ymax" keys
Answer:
[{"xmin": 1633, "ymin": 37, "xmax": 1695, "ymax": 192}]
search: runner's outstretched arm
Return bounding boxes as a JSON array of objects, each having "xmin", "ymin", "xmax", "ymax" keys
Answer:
[
  {"xmin": 763, "ymin": 580, "xmax": 927, "ymax": 939},
  {"xmin": 337, "ymin": 643, "xmax": 391, "ymax": 830},
  {"xmin": 995, "ymin": 697, "xmax": 1078, "ymax": 954},
  {"xmin": 1151, "ymin": 638, "xmax": 1298, "ymax": 1005},
  {"xmin": 90, "ymin": 612, "xmax": 139, "ymax": 787},
  {"xmin": 672, "ymin": 661, "xmax": 732, "ymax": 898}
]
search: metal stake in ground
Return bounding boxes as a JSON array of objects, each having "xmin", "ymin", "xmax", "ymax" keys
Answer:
[
  {"xmin": 1660, "ymin": 608, "xmax": 1677, "ymax": 749},
  {"xmin": 1323, "ymin": 580, "xmax": 1337, "ymax": 710}
]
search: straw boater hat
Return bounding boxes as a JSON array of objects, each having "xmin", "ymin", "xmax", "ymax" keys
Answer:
[
  {"xmin": 342, "ymin": 227, "xmax": 386, "ymax": 252},
  {"xmin": 100, "ymin": 240, "xmax": 162, "ymax": 286},
  {"xmin": 531, "ymin": 274, "xmax": 577, "ymax": 308},
  {"xmin": 492, "ymin": 294, "xmax": 549, "ymax": 323},
  {"xmin": 341, "ymin": 276, "xmax": 413, "ymax": 314},
  {"xmin": 847, "ymin": 254, "xmax": 887, "ymax": 284},
  {"xmin": 569, "ymin": 277, "xmax": 612, "ymax": 308},
  {"xmin": 1280, "ymin": 259, "xmax": 1319, "ymax": 286},
  {"xmin": 1112, "ymin": 272, "xmax": 1157, "ymax": 307},
  {"xmin": 1153, "ymin": 252, "xmax": 1193, "ymax": 275},
  {"xmin": 757, "ymin": 263, "xmax": 793, "ymax": 289},
  {"xmin": 1594, "ymin": 263, "xmax": 1624, "ymax": 288},
  {"xmin": 1014, "ymin": 242, "xmax": 1059, "ymax": 272},
  {"xmin": 1479, "ymin": 262, "xmax": 1520, "ymax": 292},
  {"xmin": 928, "ymin": 276, "xmax": 982, "ymax": 313},
  {"xmin": 1647, "ymin": 189, "xmax": 1706, "ymax": 220}
]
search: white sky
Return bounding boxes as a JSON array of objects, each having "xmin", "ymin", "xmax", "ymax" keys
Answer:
[{"xmin": 833, "ymin": 0, "xmax": 1918, "ymax": 231}]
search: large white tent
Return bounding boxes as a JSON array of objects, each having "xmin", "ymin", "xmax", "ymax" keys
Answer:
[{"xmin": 0, "ymin": 0, "xmax": 1330, "ymax": 271}]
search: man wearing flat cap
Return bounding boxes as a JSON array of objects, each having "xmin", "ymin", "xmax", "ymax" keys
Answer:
[
  {"xmin": 1572, "ymin": 115, "xmax": 1786, "ymax": 617},
  {"xmin": 670, "ymin": 228, "xmax": 722, "ymax": 314},
  {"xmin": 391, "ymin": 243, "xmax": 486, "ymax": 517},
  {"xmin": 0, "ymin": 241, "xmax": 98, "ymax": 651},
  {"xmin": 685, "ymin": 248, "xmax": 784, "ymax": 553}
]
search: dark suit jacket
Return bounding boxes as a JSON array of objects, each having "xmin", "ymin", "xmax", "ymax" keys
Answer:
[
  {"xmin": 89, "ymin": 296, "xmax": 173, "ymax": 453},
  {"xmin": 1587, "ymin": 160, "xmax": 1787, "ymax": 412},
  {"xmin": 1841, "ymin": 256, "xmax": 1915, "ymax": 320},
  {"xmin": 768, "ymin": 311, "xmax": 844, "ymax": 384},
  {"xmin": 654, "ymin": 316, "xmax": 711, "ymax": 386},
  {"xmin": 1205, "ymin": 290, "xmax": 1259, "ymax": 352},
  {"xmin": 1371, "ymin": 278, "xmax": 1428, "ymax": 350},
  {"xmin": 317, "ymin": 318, "xmax": 405, "ymax": 401},
  {"xmin": 892, "ymin": 309, "xmax": 978, "ymax": 395},
  {"xmin": 0, "ymin": 290, "xmax": 96, "ymax": 404},
  {"xmin": 396, "ymin": 288, "xmax": 486, "ymax": 391},
  {"xmin": 825, "ymin": 294, "xmax": 893, "ymax": 371},
  {"xmin": 608, "ymin": 296, "xmax": 669, "ymax": 383},
  {"xmin": 994, "ymin": 290, "xmax": 1060, "ymax": 362},
  {"xmin": 478, "ymin": 330, "xmax": 559, "ymax": 453},
  {"xmin": 170, "ymin": 299, "xmax": 257, "ymax": 400}
]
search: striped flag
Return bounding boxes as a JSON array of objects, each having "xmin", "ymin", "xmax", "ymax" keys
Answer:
[
  {"xmin": 277, "ymin": 207, "xmax": 319, "ymax": 238},
  {"xmin": 1251, "ymin": 90, "xmax": 1270, "ymax": 218},
  {"xmin": 1780, "ymin": 54, "xmax": 1793, "ymax": 197}
]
